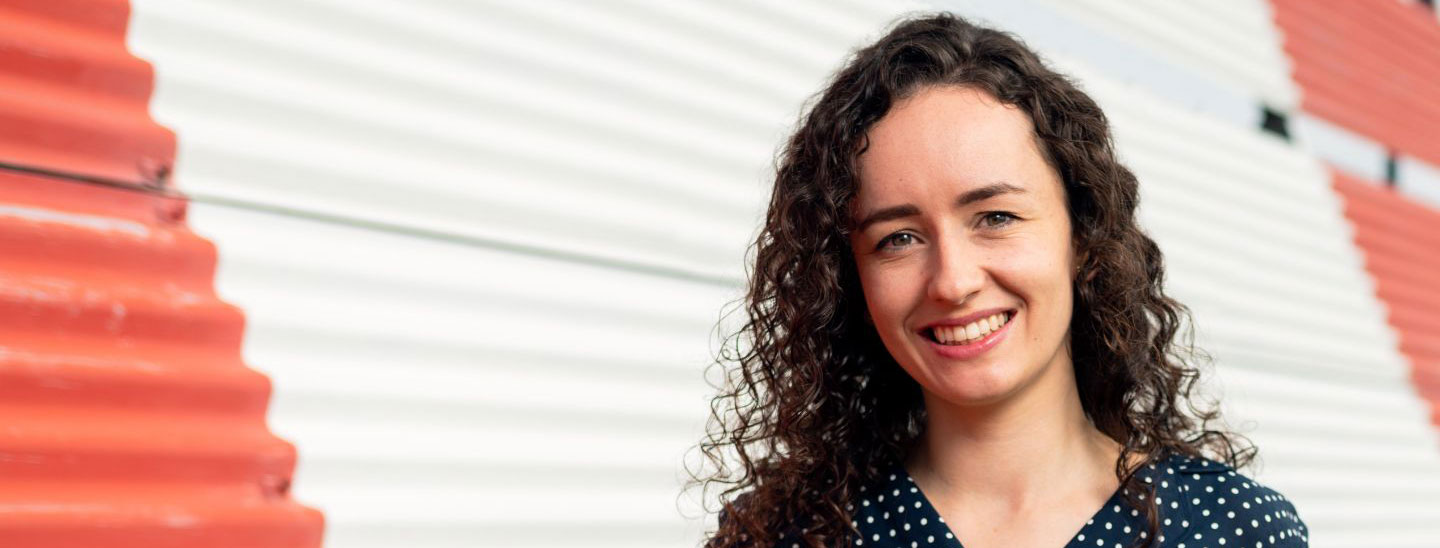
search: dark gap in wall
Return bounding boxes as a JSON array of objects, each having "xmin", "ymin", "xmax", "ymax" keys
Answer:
[
  {"xmin": 1260, "ymin": 105, "xmax": 1290, "ymax": 141},
  {"xmin": 1385, "ymin": 152, "xmax": 1399, "ymax": 188}
]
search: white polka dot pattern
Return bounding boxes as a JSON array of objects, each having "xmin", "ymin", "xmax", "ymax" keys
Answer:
[{"xmin": 770, "ymin": 452, "xmax": 1309, "ymax": 547}]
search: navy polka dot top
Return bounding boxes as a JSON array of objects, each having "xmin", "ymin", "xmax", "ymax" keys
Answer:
[{"xmin": 784, "ymin": 451, "xmax": 1309, "ymax": 548}]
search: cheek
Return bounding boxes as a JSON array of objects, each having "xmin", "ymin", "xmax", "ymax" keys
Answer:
[
  {"xmin": 999, "ymin": 250, "xmax": 1070, "ymax": 286},
  {"xmin": 993, "ymin": 245, "xmax": 1075, "ymax": 322},
  {"xmin": 856, "ymin": 263, "xmax": 919, "ymax": 330}
]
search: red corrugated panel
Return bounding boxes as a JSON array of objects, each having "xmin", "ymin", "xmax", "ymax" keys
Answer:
[
  {"xmin": 1271, "ymin": 0, "xmax": 1440, "ymax": 165},
  {"xmin": 1332, "ymin": 170, "xmax": 1440, "ymax": 429},
  {"xmin": 0, "ymin": 0, "xmax": 174, "ymax": 184},
  {"xmin": 0, "ymin": 1, "xmax": 324, "ymax": 546}
]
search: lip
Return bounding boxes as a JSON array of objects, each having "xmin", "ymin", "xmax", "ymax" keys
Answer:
[{"xmin": 921, "ymin": 309, "xmax": 1016, "ymax": 361}]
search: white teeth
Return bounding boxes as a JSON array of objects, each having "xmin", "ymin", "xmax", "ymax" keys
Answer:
[{"xmin": 932, "ymin": 312, "xmax": 1011, "ymax": 345}]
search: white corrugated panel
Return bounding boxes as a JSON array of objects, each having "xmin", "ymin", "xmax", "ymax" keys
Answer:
[
  {"xmin": 126, "ymin": 1, "xmax": 922, "ymax": 546},
  {"xmin": 937, "ymin": 0, "xmax": 1297, "ymax": 128},
  {"xmin": 1052, "ymin": 54, "xmax": 1440, "ymax": 547},
  {"xmin": 184, "ymin": 202, "xmax": 731, "ymax": 547},
  {"xmin": 1398, "ymin": 156, "xmax": 1440, "ymax": 211},
  {"xmin": 127, "ymin": 0, "xmax": 921, "ymax": 283},
  {"xmin": 1292, "ymin": 112, "xmax": 1392, "ymax": 183},
  {"xmin": 1030, "ymin": 0, "xmax": 1298, "ymax": 111}
]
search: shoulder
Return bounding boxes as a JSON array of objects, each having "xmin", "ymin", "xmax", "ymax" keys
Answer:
[
  {"xmin": 1160, "ymin": 454, "xmax": 1310, "ymax": 547},
  {"xmin": 846, "ymin": 458, "xmax": 960, "ymax": 546}
]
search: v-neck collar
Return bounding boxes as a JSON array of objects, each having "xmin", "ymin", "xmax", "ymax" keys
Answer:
[{"xmin": 862, "ymin": 453, "xmax": 1182, "ymax": 548}]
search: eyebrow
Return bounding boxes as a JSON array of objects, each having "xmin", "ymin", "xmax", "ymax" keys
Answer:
[{"xmin": 854, "ymin": 181, "xmax": 1027, "ymax": 232}]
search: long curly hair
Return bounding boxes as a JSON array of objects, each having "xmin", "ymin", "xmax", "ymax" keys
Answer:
[{"xmin": 687, "ymin": 11, "xmax": 1256, "ymax": 548}]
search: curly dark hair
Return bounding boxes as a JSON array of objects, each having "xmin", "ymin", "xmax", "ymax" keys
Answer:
[{"xmin": 686, "ymin": 11, "xmax": 1256, "ymax": 548}]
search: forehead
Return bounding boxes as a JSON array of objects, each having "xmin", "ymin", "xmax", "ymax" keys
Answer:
[{"xmin": 854, "ymin": 86, "xmax": 1057, "ymax": 207}]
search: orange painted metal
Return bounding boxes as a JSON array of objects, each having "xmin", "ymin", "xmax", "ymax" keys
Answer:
[
  {"xmin": 1332, "ymin": 170, "xmax": 1440, "ymax": 429},
  {"xmin": 1271, "ymin": 0, "xmax": 1440, "ymax": 165},
  {"xmin": 0, "ymin": 0, "xmax": 324, "ymax": 546},
  {"xmin": 0, "ymin": 0, "xmax": 174, "ymax": 184}
]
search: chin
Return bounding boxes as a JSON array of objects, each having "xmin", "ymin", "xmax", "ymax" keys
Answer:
[{"xmin": 925, "ymin": 359, "xmax": 1021, "ymax": 405}]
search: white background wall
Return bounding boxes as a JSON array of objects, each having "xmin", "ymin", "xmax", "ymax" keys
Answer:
[
  {"xmin": 129, "ymin": 1, "xmax": 922, "ymax": 546},
  {"xmin": 127, "ymin": 1, "xmax": 1440, "ymax": 546}
]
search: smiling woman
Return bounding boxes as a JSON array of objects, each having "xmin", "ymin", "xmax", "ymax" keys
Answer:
[
  {"xmin": 850, "ymin": 88, "xmax": 1077, "ymax": 413},
  {"xmin": 689, "ymin": 11, "xmax": 1307, "ymax": 548}
]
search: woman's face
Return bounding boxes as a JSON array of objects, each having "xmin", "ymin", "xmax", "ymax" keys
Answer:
[{"xmin": 848, "ymin": 86, "xmax": 1076, "ymax": 408}]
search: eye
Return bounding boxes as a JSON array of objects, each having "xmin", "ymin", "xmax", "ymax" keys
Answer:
[
  {"xmin": 979, "ymin": 211, "xmax": 1020, "ymax": 229},
  {"xmin": 875, "ymin": 231, "xmax": 918, "ymax": 252}
]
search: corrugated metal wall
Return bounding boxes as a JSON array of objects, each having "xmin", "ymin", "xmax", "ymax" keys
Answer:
[
  {"xmin": 0, "ymin": 0, "xmax": 1424, "ymax": 545},
  {"xmin": 941, "ymin": 0, "xmax": 1295, "ymax": 127},
  {"xmin": 1272, "ymin": 0, "xmax": 1440, "ymax": 166},
  {"xmin": 1272, "ymin": 0, "xmax": 1440, "ymax": 469},
  {"xmin": 1028, "ymin": 0, "xmax": 1298, "ymax": 111},
  {"xmin": 1037, "ymin": 51, "xmax": 1440, "ymax": 546},
  {"xmin": 125, "ymin": 0, "xmax": 918, "ymax": 281},
  {"xmin": 1272, "ymin": 0, "xmax": 1440, "ymax": 203},
  {"xmin": 0, "ymin": 0, "xmax": 323, "ymax": 546},
  {"xmin": 1334, "ymin": 171, "xmax": 1440, "ymax": 430},
  {"xmin": 125, "ymin": 1, "xmax": 925, "ymax": 546},
  {"xmin": 0, "ymin": 0, "xmax": 171, "ymax": 183},
  {"xmin": 1267, "ymin": 0, "xmax": 1440, "ymax": 519}
]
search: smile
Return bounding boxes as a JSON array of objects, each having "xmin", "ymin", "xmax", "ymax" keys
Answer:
[{"xmin": 922, "ymin": 311, "xmax": 1014, "ymax": 359}]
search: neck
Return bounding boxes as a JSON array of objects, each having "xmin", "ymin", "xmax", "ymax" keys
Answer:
[{"xmin": 905, "ymin": 353, "xmax": 1123, "ymax": 515}]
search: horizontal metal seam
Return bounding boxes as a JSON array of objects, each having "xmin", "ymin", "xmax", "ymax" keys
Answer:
[
  {"xmin": 186, "ymin": 192, "xmax": 745, "ymax": 289},
  {"xmin": 0, "ymin": 159, "xmax": 743, "ymax": 288}
]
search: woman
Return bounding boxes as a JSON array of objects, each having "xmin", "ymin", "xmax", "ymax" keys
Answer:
[{"xmin": 691, "ymin": 11, "xmax": 1308, "ymax": 548}]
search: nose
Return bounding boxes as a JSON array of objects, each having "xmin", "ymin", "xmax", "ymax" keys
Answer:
[{"xmin": 926, "ymin": 235, "xmax": 985, "ymax": 305}]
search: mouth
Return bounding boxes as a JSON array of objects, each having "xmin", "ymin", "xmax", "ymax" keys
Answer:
[{"xmin": 922, "ymin": 310, "xmax": 1015, "ymax": 346}]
